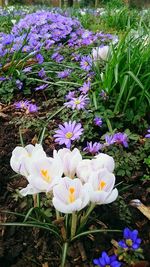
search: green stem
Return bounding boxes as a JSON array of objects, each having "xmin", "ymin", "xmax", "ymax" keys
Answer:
[
  {"xmin": 56, "ymin": 210, "xmax": 60, "ymax": 220},
  {"xmin": 61, "ymin": 242, "xmax": 68, "ymax": 267},
  {"xmin": 80, "ymin": 203, "xmax": 95, "ymax": 226},
  {"xmin": 104, "ymin": 112, "xmax": 113, "ymax": 134},
  {"xmin": 71, "ymin": 212, "xmax": 78, "ymax": 239}
]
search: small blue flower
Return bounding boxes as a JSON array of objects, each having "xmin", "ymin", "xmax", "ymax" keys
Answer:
[
  {"xmin": 93, "ymin": 251, "xmax": 121, "ymax": 267},
  {"xmin": 118, "ymin": 228, "xmax": 141, "ymax": 250}
]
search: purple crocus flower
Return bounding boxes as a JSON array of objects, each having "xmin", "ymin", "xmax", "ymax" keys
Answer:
[
  {"xmin": 57, "ymin": 69, "xmax": 71, "ymax": 79},
  {"xmin": 36, "ymin": 53, "xmax": 44, "ymax": 64},
  {"xmin": 94, "ymin": 116, "xmax": 103, "ymax": 127},
  {"xmin": 54, "ymin": 121, "xmax": 83, "ymax": 148},
  {"xmin": 118, "ymin": 228, "xmax": 141, "ymax": 250},
  {"xmin": 80, "ymin": 55, "xmax": 92, "ymax": 72},
  {"xmin": 93, "ymin": 251, "xmax": 121, "ymax": 267},
  {"xmin": 83, "ymin": 141, "xmax": 102, "ymax": 155},
  {"xmin": 79, "ymin": 80, "xmax": 91, "ymax": 94},
  {"xmin": 145, "ymin": 129, "xmax": 150, "ymax": 138},
  {"xmin": 113, "ymin": 133, "xmax": 128, "ymax": 148},
  {"xmin": 64, "ymin": 94, "xmax": 89, "ymax": 110}
]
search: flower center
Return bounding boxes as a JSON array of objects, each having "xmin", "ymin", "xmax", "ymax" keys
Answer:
[
  {"xmin": 74, "ymin": 99, "xmax": 81, "ymax": 105},
  {"xmin": 68, "ymin": 187, "xmax": 75, "ymax": 203},
  {"xmin": 126, "ymin": 239, "xmax": 133, "ymax": 247},
  {"xmin": 98, "ymin": 180, "xmax": 106, "ymax": 190},
  {"xmin": 84, "ymin": 61, "xmax": 88, "ymax": 66},
  {"xmin": 65, "ymin": 132, "xmax": 73, "ymax": 139},
  {"xmin": 41, "ymin": 169, "xmax": 51, "ymax": 183},
  {"xmin": 106, "ymin": 265, "xmax": 110, "ymax": 267}
]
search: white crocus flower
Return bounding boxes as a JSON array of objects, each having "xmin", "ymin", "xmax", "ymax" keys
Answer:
[
  {"xmin": 52, "ymin": 177, "xmax": 90, "ymax": 214},
  {"xmin": 92, "ymin": 45, "xmax": 109, "ymax": 61},
  {"xmin": 10, "ymin": 144, "xmax": 46, "ymax": 177},
  {"xmin": 55, "ymin": 148, "xmax": 82, "ymax": 179},
  {"xmin": 88, "ymin": 168, "xmax": 118, "ymax": 204},
  {"xmin": 77, "ymin": 153, "xmax": 115, "ymax": 183},
  {"xmin": 92, "ymin": 153, "xmax": 115, "ymax": 173},
  {"xmin": 26, "ymin": 156, "xmax": 63, "ymax": 193}
]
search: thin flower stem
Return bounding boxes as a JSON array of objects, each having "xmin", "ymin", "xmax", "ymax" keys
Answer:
[
  {"xmin": 81, "ymin": 203, "xmax": 95, "ymax": 225},
  {"xmin": 56, "ymin": 210, "xmax": 60, "ymax": 220},
  {"xmin": 71, "ymin": 212, "xmax": 78, "ymax": 239},
  {"xmin": 61, "ymin": 242, "xmax": 69, "ymax": 267},
  {"xmin": 104, "ymin": 113, "xmax": 113, "ymax": 134}
]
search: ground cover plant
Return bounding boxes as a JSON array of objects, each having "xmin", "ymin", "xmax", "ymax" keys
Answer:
[{"xmin": 0, "ymin": 3, "xmax": 150, "ymax": 267}]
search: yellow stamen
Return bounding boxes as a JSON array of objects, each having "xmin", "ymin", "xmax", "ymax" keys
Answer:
[
  {"xmin": 68, "ymin": 187, "xmax": 75, "ymax": 203},
  {"xmin": 74, "ymin": 99, "xmax": 81, "ymax": 105},
  {"xmin": 41, "ymin": 169, "xmax": 51, "ymax": 183},
  {"xmin": 98, "ymin": 180, "xmax": 106, "ymax": 190},
  {"xmin": 126, "ymin": 239, "xmax": 133, "ymax": 247},
  {"xmin": 65, "ymin": 132, "xmax": 73, "ymax": 139},
  {"xmin": 84, "ymin": 62, "xmax": 88, "ymax": 66}
]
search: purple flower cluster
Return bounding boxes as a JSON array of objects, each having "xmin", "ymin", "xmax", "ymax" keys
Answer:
[
  {"xmin": 57, "ymin": 69, "xmax": 71, "ymax": 79},
  {"xmin": 14, "ymin": 100, "xmax": 38, "ymax": 113},
  {"xmin": 94, "ymin": 116, "xmax": 103, "ymax": 127},
  {"xmin": 105, "ymin": 132, "xmax": 128, "ymax": 148}
]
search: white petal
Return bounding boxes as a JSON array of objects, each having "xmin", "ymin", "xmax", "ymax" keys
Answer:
[
  {"xmin": 103, "ymin": 188, "xmax": 118, "ymax": 204},
  {"xmin": 19, "ymin": 184, "xmax": 40, "ymax": 196}
]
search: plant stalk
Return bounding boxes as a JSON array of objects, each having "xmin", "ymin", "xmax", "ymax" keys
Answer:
[
  {"xmin": 71, "ymin": 212, "xmax": 78, "ymax": 239},
  {"xmin": 61, "ymin": 242, "xmax": 68, "ymax": 267}
]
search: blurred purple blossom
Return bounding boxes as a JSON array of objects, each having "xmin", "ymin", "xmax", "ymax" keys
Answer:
[
  {"xmin": 79, "ymin": 80, "xmax": 91, "ymax": 94},
  {"xmin": 94, "ymin": 117, "xmax": 103, "ymax": 127},
  {"xmin": 36, "ymin": 53, "xmax": 44, "ymax": 64},
  {"xmin": 65, "ymin": 91, "xmax": 76, "ymax": 100},
  {"xmin": 83, "ymin": 141, "xmax": 102, "ymax": 155},
  {"xmin": 145, "ymin": 129, "xmax": 150, "ymax": 138},
  {"xmin": 57, "ymin": 69, "xmax": 71, "ymax": 79}
]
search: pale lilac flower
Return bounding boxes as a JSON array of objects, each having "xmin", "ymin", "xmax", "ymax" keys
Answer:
[
  {"xmin": 38, "ymin": 68, "xmax": 46, "ymax": 78},
  {"xmin": 14, "ymin": 100, "xmax": 30, "ymax": 109},
  {"xmin": 79, "ymin": 80, "xmax": 91, "ymax": 94},
  {"xmin": 94, "ymin": 117, "xmax": 103, "ymax": 127},
  {"xmin": 113, "ymin": 133, "xmax": 128, "ymax": 148},
  {"xmin": 16, "ymin": 79, "xmax": 23, "ymax": 90},
  {"xmin": 36, "ymin": 53, "xmax": 44, "ymax": 64},
  {"xmin": 34, "ymin": 84, "xmax": 48, "ymax": 91},
  {"xmin": 145, "ymin": 129, "xmax": 150, "ymax": 138},
  {"xmin": 14, "ymin": 100, "xmax": 38, "ymax": 113},
  {"xmin": 104, "ymin": 135, "xmax": 115, "ymax": 146},
  {"xmin": 54, "ymin": 121, "xmax": 83, "ymax": 148},
  {"xmin": 83, "ymin": 142, "xmax": 102, "ymax": 155},
  {"xmin": 64, "ymin": 95, "xmax": 89, "ymax": 110},
  {"xmin": 80, "ymin": 55, "xmax": 92, "ymax": 72},
  {"xmin": 65, "ymin": 91, "xmax": 76, "ymax": 100},
  {"xmin": 99, "ymin": 90, "xmax": 108, "ymax": 100},
  {"xmin": 27, "ymin": 103, "xmax": 38, "ymax": 113},
  {"xmin": 57, "ymin": 69, "xmax": 71, "ymax": 79},
  {"xmin": 23, "ymin": 67, "xmax": 32, "ymax": 73},
  {"xmin": 51, "ymin": 52, "xmax": 64, "ymax": 63}
]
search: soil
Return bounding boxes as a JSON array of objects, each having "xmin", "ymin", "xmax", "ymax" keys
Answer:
[{"xmin": 0, "ymin": 102, "xmax": 150, "ymax": 267}]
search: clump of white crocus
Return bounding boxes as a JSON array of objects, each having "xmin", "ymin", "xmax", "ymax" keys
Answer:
[
  {"xmin": 92, "ymin": 45, "xmax": 109, "ymax": 61},
  {"xmin": 76, "ymin": 153, "xmax": 115, "ymax": 183},
  {"xmin": 54, "ymin": 148, "xmax": 82, "ymax": 179},
  {"xmin": 21, "ymin": 155, "xmax": 63, "ymax": 195},
  {"xmin": 10, "ymin": 144, "xmax": 46, "ymax": 177},
  {"xmin": 52, "ymin": 177, "xmax": 90, "ymax": 214},
  {"xmin": 88, "ymin": 168, "xmax": 118, "ymax": 204}
]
